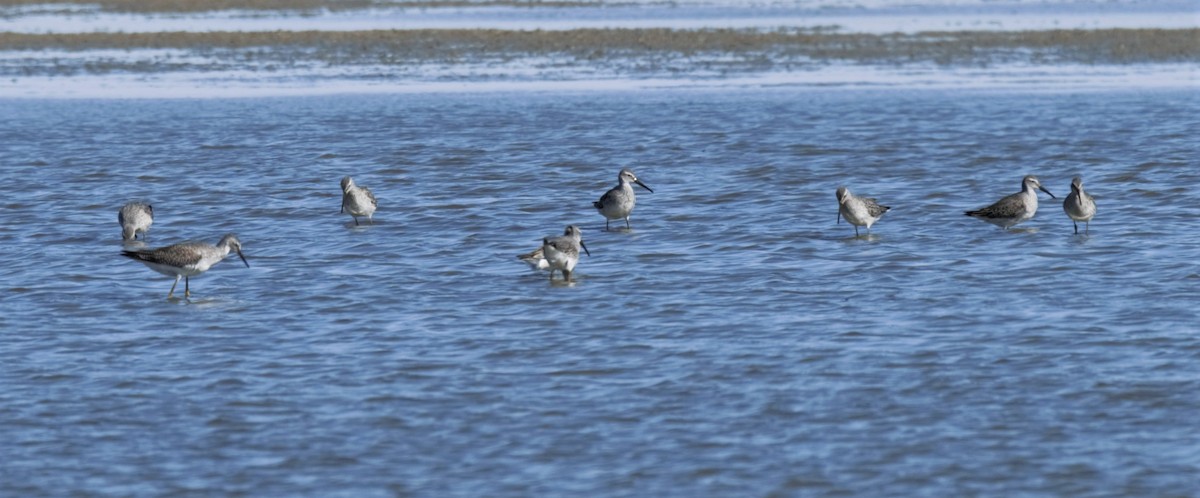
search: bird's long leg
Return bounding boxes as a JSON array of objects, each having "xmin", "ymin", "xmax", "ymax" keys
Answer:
[
  {"xmin": 185, "ymin": 277, "xmax": 190, "ymax": 298},
  {"xmin": 625, "ymin": 217, "xmax": 631, "ymax": 230},
  {"xmin": 563, "ymin": 269, "xmax": 572, "ymax": 282},
  {"xmin": 1085, "ymin": 221, "xmax": 1090, "ymax": 235},
  {"xmin": 1073, "ymin": 221, "xmax": 1079, "ymax": 234},
  {"xmin": 854, "ymin": 226, "xmax": 860, "ymax": 237},
  {"xmin": 353, "ymin": 216, "xmax": 360, "ymax": 226},
  {"xmin": 605, "ymin": 219, "xmax": 610, "ymax": 231},
  {"xmin": 168, "ymin": 275, "xmax": 180, "ymax": 298}
]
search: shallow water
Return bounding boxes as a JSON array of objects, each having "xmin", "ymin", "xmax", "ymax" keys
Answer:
[{"xmin": 2, "ymin": 88, "xmax": 1198, "ymax": 495}]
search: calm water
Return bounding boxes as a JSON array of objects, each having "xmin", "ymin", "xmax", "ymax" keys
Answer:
[{"xmin": 2, "ymin": 88, "xmax": 1198, "ymax": 496}]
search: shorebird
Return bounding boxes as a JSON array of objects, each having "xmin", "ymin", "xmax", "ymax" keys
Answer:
[
  {"xmin": 1063, "ymin": 176, "xmax": 1097, "ymax": 234},
  {"xmin": 836, "ymin": 186, "xmax": 890, "ymax": 236},
  {"xmin": 340, "ymin": 176, "xmax": 377, "ymax": 226},
  {"xmin": 118, "ymin": 202, "xmax": 153, "ymax": 241},
  {"xmin": 120, "ymin": 233, "xmax": 249, "ymax": 298},
  {"xmin": 517, "ymin": 227, "xmax": 566, "ymax": 271},
  {"xmin": 965, "ymin": 175, "xmax": 1055, "ymax": 230},
  {"xmin": 537, "ymin": 225, "xmax": 589, "ymax": 282},
  {"xmin": 594, "ymin": 168, "xmax": 652, "ymax": 231}
]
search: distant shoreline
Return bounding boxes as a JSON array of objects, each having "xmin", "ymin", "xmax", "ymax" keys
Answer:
[
  {"xmin": 3, "ymin": 25, "xmax": 1195, "ymax": 97},
  {"xmin": 0, "ymin": 0, "xmax": 612, "ymax": 15},
  {"xmin": 2, "ymin": 28, "xmax": 1197, "ymax": 74}
]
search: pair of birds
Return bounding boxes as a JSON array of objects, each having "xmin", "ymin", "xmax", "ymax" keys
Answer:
[
  {"xmin": 117, "ymin": 175, "xmax": 376, "ymax": 299},
  {"xmin": 836, "ymin": 175, "xmax": 1097, "ymax": 236},
  {"xmin": 518, "ymin": 168, "xmax": 654, "ymax": 282},
  {"xmin": 116, "ymin": 175, "xmax": 376, "ymax": 239},
  {"xmin": 965, "ymin": 175, "xmax": 1097, "ymax": 233},
  {"xmin": 118, "ymin": 202, "xmax": 249, "ymax": 299}
]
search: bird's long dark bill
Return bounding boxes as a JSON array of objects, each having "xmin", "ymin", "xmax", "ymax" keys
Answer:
[
  {"xmin": 580, "ymin": 241, "xmax": 591, "ymax": 257},
  {"xmin": 1039, "ymin": 185, "xmax": 1056, "ymax": 199},
  {"xmin": 236, "ymin": 250, "xmax": 250, "ymax": 268},
  {"xmin": 635, "ymin": 180, "xmax": 654, "ymax": 193},
  {"xmin": 837, "ymin": 211, "xmax": 842, "ymax": 224}
]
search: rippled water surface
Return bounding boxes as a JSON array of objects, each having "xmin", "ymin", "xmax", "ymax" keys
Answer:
[{"xmin": 2, "ymin": 88, "xmax": 1199, "ymax": 496}]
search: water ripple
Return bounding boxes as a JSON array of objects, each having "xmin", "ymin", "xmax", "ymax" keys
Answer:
[{"xmin": 1, "ymin": 88, "xmax": 1198, "ymax": 496}]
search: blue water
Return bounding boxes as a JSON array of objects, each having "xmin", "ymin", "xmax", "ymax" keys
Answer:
[{"xmin": 2, "ymin": 88, "xmax": 1198, "ymax": 496}]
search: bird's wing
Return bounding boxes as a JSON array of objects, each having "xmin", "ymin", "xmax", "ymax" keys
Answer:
[
  {"xmin": 967, "ymin": 193, "xmax": 1021, "ymax": 217},
  {"xmin": 121, "ymin": 242, "xmax": 205, "ymax": 267},
  {"xmin": 863, "ymin": 198, "xmax": 891, "ymax": 217},
  {"xmin": 364, "ymin": 187, "xmax": 378, "ymax": 208},
  {"xmin": 543, "ymin": 237, "xmax": 576, "ymax": 255},
  {"xmin": 594, "ymin": 188, "xmax": 616, "ymax": 209}
]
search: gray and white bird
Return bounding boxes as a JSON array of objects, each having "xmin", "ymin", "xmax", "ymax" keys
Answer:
[
  {"xmin": 518, "ymin": 225, "xmax": 575, "ymax": 271},
  {"xmin": 594, "ymin": 168, "xmax": 653, "ymax": 231},
  {"xmin": 836, "ymin": 186, "xmax": 890, "ymax": 236},
  {"xmin": 538, "ymin": 225, "xmax": 590, "ymax": 282},
  {"xmin": 120, "ymin": 233, "xmax": 249, "ymax": 298},
  {"xmin": 965, "ymin": 175, "xmax": 1055, "ymax": 230},
  {"xmin": 340, "ymin": 176, "xmax": 378, "ymax": 226},
  {"xmin": 118, "ymin": 202, "xmax": 154, "ymax": 241},
  {"xmin": 1062, "ymin": 176, "xmax": 1097, "ymax": 234}
]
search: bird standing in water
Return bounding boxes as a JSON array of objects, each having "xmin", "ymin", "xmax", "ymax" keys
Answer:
[
  {"xmin": 836, "ymin": 186, "xmax": 890, "ymax": 236},
  {"xmin": 118, "ymin": 202, "xmax": 154, "ymax": 241},
  {"xmin": 121, "ymin": 233, "xmax": 249, "ymax": 298},
  {"xmin": 965, "ymin": 175, "xmax": 1055, "ymax": 230},
  {"xmin": 594, "ymin": 168, "xmax": 653, "ymax": 231},
  {"xmin": 341, "ymin": 176, "xmax": 378, "ymax": 226},
  {"xmin": 1062, "ymin": 176, "xmax": 1096, "ymax": 234},
  {"xmin": 539, "ymin": 225, "xmax": 590, "ymax": 282}
]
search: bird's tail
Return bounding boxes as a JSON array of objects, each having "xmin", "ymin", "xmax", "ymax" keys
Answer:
[
  {"xmin": 120, "ymin": 250, "xmax": 150, "ymax": 262},
  {"xmin": 517, "ymin": 248, "xmax": 542, "ymax": 262}
]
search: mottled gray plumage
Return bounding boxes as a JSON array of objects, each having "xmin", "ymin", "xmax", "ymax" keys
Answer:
[
  {"xmin": 864, "ymin": 199, "xmax": 889, "ymax": 218},
  {"xmin": 341, "ymin": 176, "xmax": 378, "ymax": 226},
  {"xmin": 121, "ymin": 233, "xmax": 249, "ymax": 298},
  {"xmin": 836, "ymin": 186, "xmax": 890, "ymax": 236},
  {"xmin": 594, "ymin": 168, "xmax": 653, "ymax": 231},
  {"xmin": 541, "ymin": 225, "xmax": 590, "ymax": 282},
  {"xmin": 1063, "ymin": 176, "xmax": 1097, "ymax": 234},
  {"xmin": 118, "ymin": 202, "xmax": 154, "ymax": 241},
  {"xmin": 965, "ymin": 175, "xmax": 1055, "ymax": 230}
]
